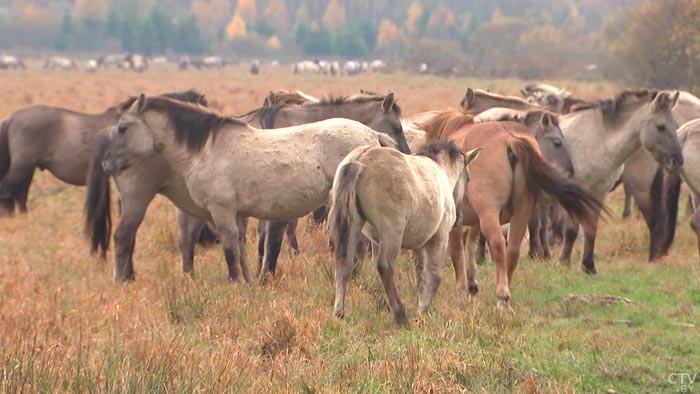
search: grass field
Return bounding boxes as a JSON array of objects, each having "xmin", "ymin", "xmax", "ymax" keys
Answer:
[{"xmin": 0, "ymin": 65, "xmax": 698, "ymax": 393}]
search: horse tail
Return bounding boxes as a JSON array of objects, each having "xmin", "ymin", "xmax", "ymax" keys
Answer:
[
  {"xmin": 509, "ymin": 138, "xmax": 606, "ymax": 231},
  {"xmin": 84, "ymin": 134, "xmax": 112, "ymax": 257},
  {"xmin": 0, "ymin": 119, "xmax": 10, "ymax": 181},
  {"xmin": 328, "ymin": 161, "xmax": 364, "ymax": 260},
  {"xmin": 649, "ymin": 167, "xmax": 682, "ymax": 260}
]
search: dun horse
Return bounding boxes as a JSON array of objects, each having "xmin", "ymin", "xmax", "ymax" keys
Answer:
[
  {"xmin": 675, "ymin": 119, "xmax": 700, "ymax": 262},
  {"xmin": 329, "ymin": 141, "xmax": 480, "ymax": 323},
  {"xmin": 419, "ymin": 107, "xmax": 603, "ymax": 311},
  {"xmin": 91, "ymin": 94, "xmax": 398, "ymax": 283},
  {"xmin": 0, "ymin": 90, "xmax": 206, "ymax": 255},
  {"xmin": 558, "ymin": 90, "xmax": 683, "ymax": 273}
]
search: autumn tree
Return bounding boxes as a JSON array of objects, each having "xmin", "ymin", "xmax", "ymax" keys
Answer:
[
  {"xmin": 376, "ymin": 19, "xmax": 406, "ymax": 58},
  {"xmin": 322, "ymin": 0, "xmax": 345, "ymax": 30},
  {"xmin": 72, "ymin": 0, "xmax": 108, "ymax": 21},
  {"xmin": 192, "ymin": 0, "xmax": 231, "ymax": 40},
  {"xmin": 264, "ymin": 0, "xmax": 290, "ymax": 34},
  {"xmin": 405, "ymin": 1, "xmax": 422, "ymax": 34},
  {"xmin": 225, "ymin": 12, "xmax": 247, "ymax": 41},
  {"xmin": 235, "ymin": 0, "xmax": 257, "ymax": 24}
]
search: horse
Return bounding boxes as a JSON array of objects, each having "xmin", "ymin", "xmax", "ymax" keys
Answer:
[
  {"xmin": 329, "ymin": 141, "xmax": 480, "ymax": 323},
  {"xmin": 460, "ymin": 88, "xmax": 539, "ymax": 115},
  {"xmin": 617, "ymin": 91, "xmax": 700, "ymax": 260},
  {"xmin": 228, "ymin": 92, "xmax": 409, "ymax": 280},
  {"xmin": 520, "ymin": 83, "xmax": 585, "ymax": 114},
  {"xmin": 489, "ymin": 110, "xmax": 575, "ymax": 260},
  {"xmin": 43, "ymin": 56, "xmax": 78, "ymax": 71},
  {"xmin": 262, "ymin": 89, "xmax": 319, "ymax": 106},
  {"xmin": 419, "ymin": 108, "xmax": 603, "ymax": 311},
  {"xmin": 674, "ymin": 119, "xmax": 700, "ymax": 262},
  {"xmin": 557, "ymin": 90, "xmax": 683, "ymax": 273},
  {"xmin": 93, "ymin": 94, "xmax": 398, "ymax": 283},
  {"xmin": 0, "ymin": 90, "xmax": 206, "ymax": 258},
  {"xmin": 0, "ymin": 54, "xmax": 26, "ymax": 70}
]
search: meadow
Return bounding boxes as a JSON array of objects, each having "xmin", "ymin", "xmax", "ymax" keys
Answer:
[{"xmin": 0, "ymin": 64, "xmax": 698, "ymax": 393}]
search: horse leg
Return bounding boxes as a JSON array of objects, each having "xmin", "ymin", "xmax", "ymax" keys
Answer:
[
  {"xmin": 113, "ymin": 194, "xmax": 152, "ymax": 283},
  {"xmin": 176, "ymin": 209, "xmax": 206, "ymax": 275},
  {"xmin": 311, "ymin": 205, "xmax": 328, "ymax": 226},
  {"xmin": 209, "ymin": 207, "xmax": 245, "ymax": 282},
  {"xmin": 581, "ymin": 212, "xmax": 601, "ymax": 274},
  {"xmin": 418, "ymin": 233, "xmax": 448, "ymax": 313},
  {"xmin": 559, "ymin": 217, "xmax": 579, "ymax": 264},
  {"xmin": 260, "ymin": 220, "xmax": 286, "ymax": 282},
  {"xmin": 506, "ymin": 202, "xmax": 533, "ymax": 288},
  {"xmin": 480, "ymin": 213, "xmax": 509, "ymax": 310},
  {"xmin": 15, "ymin": 173, "xmax": 33, "ymax": 213},
  {"xmin": 448, "ymin": 226, "xmax": 468, "ymax": 292},
  {"xmin": 527, "ymin": 207, "xmax": 543, "ymax": 260},
  {"xmin": 540, "ymin": 204, "xmax": 552, "ymax": 260},
  {"xmin": 622, "ymin": 184, "xmax": 633, "ymax": 219},
  {"xmin": 237, "ymin": 217, "xmax": 251, "ymax": 282},
  {"xmin": 375, "ymin": 234, "xmax": 406, "ymax": 324},
  {"xmin": 464, "ymin": 225, "xmax": 482, "ymax": 295},
  {"xmin": 285, "ymin": 218, "xmax": 300, "ymax": 255},
  {"xmin": 333, "ymin": 217, "xmax": 364, "ymax": 319},
  {"xmin": 476, "ymin": 233, "xmax": 487, "ymax": 263},
  {"xmin": 0, "ymin": 164, "xmax": 33, "ymax": 216},
  {"xmin": 256, "ymin": 220, "xmax": 266, "ymax": 273}
]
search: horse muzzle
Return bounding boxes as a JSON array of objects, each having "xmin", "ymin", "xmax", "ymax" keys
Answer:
[
  {"xmin": 665, "ymin": 153, "xmax": 684, "ymax": 174},
  {"xmin": 101, "ymin": 158, "xmax": 123, "ymax": 176}
]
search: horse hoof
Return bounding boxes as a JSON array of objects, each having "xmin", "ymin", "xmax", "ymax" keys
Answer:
[
  {"xmin": 582, "ymin": 265, "xmax": 597, "ymax": 275},
  {"xmin": 494, "ymin": 300, "xmax": 514, "ymax": 314},
  {"xmin": 468, "ymin": 283, "xmax": 479, "ymax": 295},
  {"xmin": 333, "ymin": 309, "xmax": 345, "ymax": 319}
]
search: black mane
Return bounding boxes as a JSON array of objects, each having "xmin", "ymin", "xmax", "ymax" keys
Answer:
[
  {"xmin": 570, "ymin": 89, "xmax": 659, "ymax": 124},
  {"xmin": 144, "ymin": 97, "xmax": 246, "ymax": 153},
  {"xmin": 115, "ymin": 89, "xmax": 207, "ymax": 113}
]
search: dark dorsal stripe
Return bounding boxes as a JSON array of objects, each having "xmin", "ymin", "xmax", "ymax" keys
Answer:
[
  {"xmin": 144, "ymin": 96, "xmax": 246, "ymax": 153},
  {"xmin": 114, "ymin": 89, "xmax": 207, "ymax": 114}
]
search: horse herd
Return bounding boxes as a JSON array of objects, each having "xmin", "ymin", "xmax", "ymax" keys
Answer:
[{"xmin": 1, "ymin": 83, "xmax": 698, "ymax": 323}]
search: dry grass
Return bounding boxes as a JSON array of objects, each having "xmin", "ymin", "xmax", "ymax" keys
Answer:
[{"xmin": 0, "ymin": 65, "xmax": 698, "ymax": 393}]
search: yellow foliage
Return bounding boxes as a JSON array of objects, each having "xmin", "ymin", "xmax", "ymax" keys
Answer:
[
  {"xmin": 235, "ymin": 0, "xmax": 257, "ymax": 23},
  {"xmin": 264, "ymin": 0, "xmax": 289, "ymax": 32},
  {"xmin": 377, "ymin": 19, "xmax": 404, "ymax": 48},
  {"xmin": 193, "ymin": 0, "xmax": 233, "ymax": 39},
  {"xmin": 72, "ymin": 0, "xmax": 108, "ymax": 20},
  {"xmin": 225, "ymin": 12, "xmax": 248, "ymax": 41},
  {"xmin": 267, "ymin": 35, "xmax": 282, "ymax": 49},
  {"xmin": 405, "ymin": 1, "xmax": 422, "ymax": 34},
  {"xmin": 322, "ymin": 0, "xmax": 345, "ymax": 29}
]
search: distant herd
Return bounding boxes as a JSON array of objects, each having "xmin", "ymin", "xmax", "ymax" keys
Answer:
[
  {"xmin": 1, "ymin": 72, "xmax": 699, "ymax": 322},
  {"xmin": 0, "ymin": 52, "xmax": 402, "ymax": 75}
]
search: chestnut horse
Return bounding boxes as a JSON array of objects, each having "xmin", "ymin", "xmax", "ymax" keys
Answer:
[{"xmin": 419, "ymin": 111, "xmax": 604, "ymax": 310}]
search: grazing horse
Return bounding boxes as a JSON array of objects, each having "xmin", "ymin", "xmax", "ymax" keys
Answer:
[
  {"xmin": 617, "ymin": 91, "xmax": 700, "ymax": 260},
  {"xmin": 674, "ymin": 119, "xmax": 700, "ymax": 262},
  {"xmin": 558, "ymin": 90, "xmax": 683, "ymax": 273},
  {"xmin": 329, "ymin": 141, "xmax": 480, "ymax": 323},
  {"xmin": 460, "ymin": 88, "xmax": 539, "ymax": 115},
  {"xmin": 419, "ymin": 111, "xmax": 603, "ymax": 311},
  {"xmin": 93, "ymin": 94, "xmax": 398, "ymax": 283},
  {"xmin": 520, "ymin": 83, "xmax": 585, "ymax": 114}
]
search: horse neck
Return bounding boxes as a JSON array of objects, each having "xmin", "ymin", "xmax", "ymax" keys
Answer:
[
  {"xmin": 280, "ymin": 102, "xmax": 376, "ymax": 126},
  {"xmin": 673, "ymin": 93, "xmax": 700, "ymax": 124},
  {"xmin": 476, "ymin": 95, "xmax": 531, "ymax": 113}
]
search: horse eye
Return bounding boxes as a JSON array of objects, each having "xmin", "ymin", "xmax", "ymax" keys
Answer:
[
  {"xmin": 657, "ymin": 124, "xmax": 667, "ymax": 132},
  {"xmin": 553, "ymin": 138, "xmax": 562, "ymax": 147},
  {"xmin": 118, "ymin": 124, "xmax": 127, "ymax": 134}
]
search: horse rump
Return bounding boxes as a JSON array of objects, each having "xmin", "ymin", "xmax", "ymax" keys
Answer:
[{"xmin": 328, "ymin": 161, "xmax": 365, "ymax": 260}]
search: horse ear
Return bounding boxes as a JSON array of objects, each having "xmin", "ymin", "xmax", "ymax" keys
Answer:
[
  {"xmin": 464, "ymin": 88, "xmax": 475, "ymax": 108},
  {"xmin": 382, "ymin": 92, "xmax": 395, "ymax": 112},
  {"xmin": 541, "ymin": 113, "xmax": 551, "ymax": 127},
  {"xmin": 671, "ymin": 90, "xmax": 680, "ymax": 109},
  {"xmin": 652, "ymin": 91, "xmax": 675, "ymax": 111},
  {"xmin": 265, "ymin": 91, "xmax": 275, "ymax": 106},
  {"xmin": 134, "ymin": 93, "xmax": 147, "ymax": 113},
  {"xmin": 464, "ymin": 147, "xmax": 481, "ymax": 166}
]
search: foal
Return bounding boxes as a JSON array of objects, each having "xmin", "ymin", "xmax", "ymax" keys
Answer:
[{"xmin": 329, "ymin": 141, "xmax": 480, "ymax": 323}]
